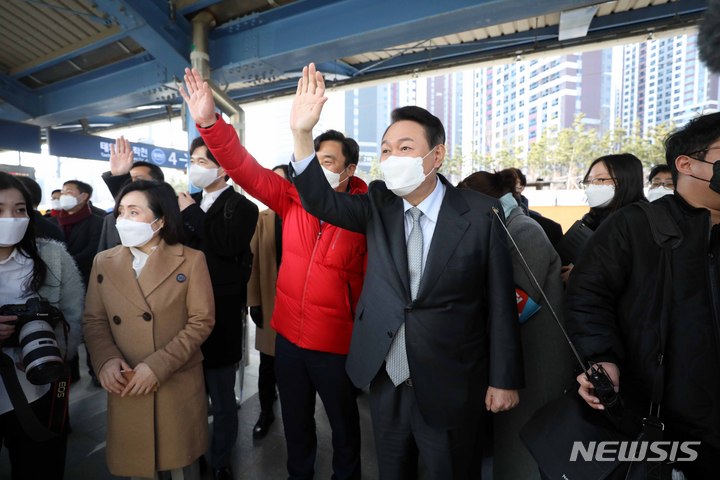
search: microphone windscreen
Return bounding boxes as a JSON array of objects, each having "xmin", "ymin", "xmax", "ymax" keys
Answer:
[{"xmin": 699, "ymin": 0, "xmax": 720, "ymax": 73}]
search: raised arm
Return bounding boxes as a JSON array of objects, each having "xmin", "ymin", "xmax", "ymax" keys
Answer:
[
  {"xmin": 180, "ymin": 68, "xmax": 292, "ymax": 214},
  {"xmin": 289, "ymin": 63, "xmax": 370, "ymax": 233}
]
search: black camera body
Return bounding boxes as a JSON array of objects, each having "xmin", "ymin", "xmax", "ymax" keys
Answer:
[{"xmin": 0, "ymin": 298, "xmax": 68, "ymax": 385}]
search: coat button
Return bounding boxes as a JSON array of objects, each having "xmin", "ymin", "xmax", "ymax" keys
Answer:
[
  {"xmin": 97, "ymin": 274, "xmax": 103, "ymax": 283},
  {"xmin": 387, "ymin": 330, "xmax": 393, "ymax": 338},
  {"xmin": 112, "ymin": 315, "xmax": 121, "ymax": 325},
  {"xmin": 142, "ymin": 312, "xmax": 152, "ymax": 321},
  {"xmin": 176, "ymin": 273, "xmax": 186, "ymax": 283}
]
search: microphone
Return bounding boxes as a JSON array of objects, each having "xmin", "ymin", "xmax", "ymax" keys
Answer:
[{"xmin": 699, "ymin": 0, "xmax": 720, "ymax": 73}]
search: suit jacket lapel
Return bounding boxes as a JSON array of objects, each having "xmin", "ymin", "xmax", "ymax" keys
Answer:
[
  {"xmin": 204, "ymin": 187, "xmax": 232, "ymax": 219},
  {"xmin": 417, "ymin": 180, "xmax": 470, "ymax": 299},
  {"xmin": 137, "ymin": 241, "xmax": 185, "ymax": 298},
  {"xmin": 104, "ymin": 247, "xmax": 151, "ymax": 312},
  {"xmin": 379, "ymin": 193, "xmax": 411, "ymax": 300}
]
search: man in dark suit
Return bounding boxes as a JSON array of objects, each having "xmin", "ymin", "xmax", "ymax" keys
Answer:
[
  {"xmin": 289, "ymin": 64, "xmax": 523, "ymax": 479},
  {"xmin": 178, "ymin": 136, "xmax": 258, "ymax": 480}
]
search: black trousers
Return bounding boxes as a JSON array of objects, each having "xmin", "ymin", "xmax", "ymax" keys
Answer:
[
  {"xmin": 368, "ymin": 368, "xmax": 483, "ymax": 480},
  {"xmin": 258, "ymin": 352, "xmax": 277, "ymax": 413},
  {"xmin": 275, "ymin": 334, "xmax": 361, "ymax": 480},
  {"xmin": 0, "ymin": 390, "xmax": 68, "ymax": 480}
]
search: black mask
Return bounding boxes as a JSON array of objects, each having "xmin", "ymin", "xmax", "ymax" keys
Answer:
[{"xmin": 690, "ymin": 158, "xmax": 720, "ymax": 194}]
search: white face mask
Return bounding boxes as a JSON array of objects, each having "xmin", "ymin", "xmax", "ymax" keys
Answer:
[
  {"xmin": 585, "ymin": 184, "xmax": 615, "ymax": 208},
  {"xmin": 59, "ymin": 194, "xmax": 78, "ymax": 211},
  {"xmin": 188, "ymin": 163, "xmax": 221, "ymax": 189},
  {"xmin": 499, "ymin": 192, "xmax": 519, "ymax": 219},
  {"xmin": 0, "ymin": 217, "xmax": 30, "ymax": 247},
  {"xmin": 647, "ymin": 186, "xmax": 674, "ymax": 202},
  {"xmin": 380, "ymin": 147, "xmax": 436, "ymax": 197},
  {"xmin": 321, "ymin": 166, "xmax": 348, "ymax": 189},
  {"xmin": 116, "ymin": 218, "xmax": 161, "ymax": 248},
  {"xmin": 50, "ymin": 199, "xmax": 61, "ymax": 210}
]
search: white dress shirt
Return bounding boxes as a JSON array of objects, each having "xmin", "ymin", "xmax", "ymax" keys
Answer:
[
  {"xmin": 402, "ymin": 177, "xmax": 446, "ymax": 270},
  {"xmin": 200, "ymin": 185, "xmax": 230, "ymax": 213},
  {"xmin": 0, "ymin": 248, "xmax": 50, "ymax": 415},
  {"xmin": 129, "ymin": 246, "xmax": 158, "ymax": 278}
]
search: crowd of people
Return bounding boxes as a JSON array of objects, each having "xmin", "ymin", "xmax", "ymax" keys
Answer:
[{"xmin": 0, "ymin": 62, "xmax": 719, "ymax": 480}]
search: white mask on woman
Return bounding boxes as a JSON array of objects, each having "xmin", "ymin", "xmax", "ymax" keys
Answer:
[
  {"xmin": 380, "ymin": 147, "xmax": 436, "ymax": 197},
  {"xmin": 116, "ymin": 218, "xmax": 161, "ymax": 248},
  {"xmin": 188, "ymin": 164, "xmax": 221, "ymax": 189},
  {"xmin": 59, "ymin": 194, "xmax": 78, "ymax": 211},
  {"xmin": 0, "ymin": 217, "xmax": 30, "ymax": 247},
  {"xmin": 585, "ymin": 184, "xmax": 615, "ymax": 208}
]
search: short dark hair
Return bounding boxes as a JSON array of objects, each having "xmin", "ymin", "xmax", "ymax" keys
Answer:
[
  {"xmin": 313, "ymin": 130, "xmax": 360, "ymax": 167},
  {"xmin": 457, "ymin": 169, "xmax": 518, "ymax": 201},
  {"xmin": 511, "ymin": 168, "xmax": 527, "ymax": 187},
  {"xmin": 51, "ymin": 189, "xmax": 61, "ymax": 195},
  {"xmin": 114, "ymin": 180, "xmax": 185, "ymax": 245},
  {"xmin": 583, "ymin": 153, "xmax": 646, "ymax": 211},
  {"xmin": 16, "ymin": 176, "xmax": 42, "ymax": 208},
  {"xmin": 0, "ymin": 172, "xmax": 46, "ymax": 292},
  {"xmin": 272, "ymin": 164, "xmax": 290, "ymax": 178},
  {"xmin": 648, "ymin": 164, "xmax": 671, "ymax": 182},
  {"xmin": 385, "ymin": 106, "xmax": 446, "ymax": 148},
  {"xmin": 130, "ymin": 161, "xmax": 164, "ymax": 182},
  {"xmin": 63, "ymin": 179, "xmax": 93, "ymax": 197},
  {"xmin": 665, "ymin": 112, "xmax": 720, "ymax": 183}
]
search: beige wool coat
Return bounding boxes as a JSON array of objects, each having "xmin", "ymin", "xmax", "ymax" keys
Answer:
[
  {"xmin": 83, "ymin": 241, "xmax": 215, "ymax": 478},
  {"xmin": 247, "ymin": 209, "xmax": 279, "ymax": 356}
]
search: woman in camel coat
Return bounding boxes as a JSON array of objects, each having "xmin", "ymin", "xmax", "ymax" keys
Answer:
[{"xmin": 83, "ymin": 181, "xmax": 215, "ymax": 479}]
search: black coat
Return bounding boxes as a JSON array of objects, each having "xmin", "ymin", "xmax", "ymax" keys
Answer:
[
  {"xmin": 182, "ymin": 187, "xmax": 259, "ymax": 367},
  {"xmin": 293, "ymin": 159, "xmax": 523, "ymax": 429},
  {"xmin": 52, "ymin": 212, "xmax": 104, "ymax": 288},
  {"xmin": 566, "ymin": 194, "xmax": 720, "ymax": 449},
  {"xmin": 32, "ymin": 210, "xmax": 64, "ymax": 242}
]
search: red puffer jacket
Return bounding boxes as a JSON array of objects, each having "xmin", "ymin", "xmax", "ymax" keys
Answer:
[{"xmin": 199, "ymin": 117, "xmax": 367, "ymax": 354}]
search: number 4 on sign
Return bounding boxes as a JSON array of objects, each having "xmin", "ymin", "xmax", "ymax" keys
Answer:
[{"xmin": 168, "ymin": 152, "xmax": 177, "ymax": 165}]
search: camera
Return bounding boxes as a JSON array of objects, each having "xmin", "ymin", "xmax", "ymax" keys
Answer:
[{"xmin": 0, "ymin": 298, "xmax": 68, "ymax": 385}]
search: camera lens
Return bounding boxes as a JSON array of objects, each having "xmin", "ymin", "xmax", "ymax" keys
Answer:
[{"xmin": 19, "ymin": 321, "xmax": 66, "ymax": 385}]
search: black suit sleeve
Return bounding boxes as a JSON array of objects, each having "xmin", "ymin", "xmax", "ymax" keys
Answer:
[
  {"xmin": 291, "ymin": 156, "xmax": 371, "ymax": 234},
  {"xmin": 182, "ymin": 203, "xmax": 207, "ymax": 245},
  {"xmin": 101, "ymin": 171, "xmax": 131, "ymax": 199},
  {"xmin": 74, "ymin": 216, "xmax": 103, "ymax": 283},
  {"xmin": 487, "ymin": 208, "xmax": 525, "ymax": 389}
]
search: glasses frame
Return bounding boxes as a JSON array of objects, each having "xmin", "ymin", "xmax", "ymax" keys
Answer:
[
  {"xmin": 580, "ymin": 177, "xmax": 616, "ymax": 188},
  {"xmin": 649, "ymin": 179, "xmax": 675, "ymax": 189}
]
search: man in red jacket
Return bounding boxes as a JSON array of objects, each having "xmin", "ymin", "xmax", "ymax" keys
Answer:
[{"xmin": 181, "ymin": 68, "xmax": 367, "ymax": 480}]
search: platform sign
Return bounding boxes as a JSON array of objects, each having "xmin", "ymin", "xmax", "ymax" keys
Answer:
[
  {"xmin": 0, "ymin": 120, "xmax": 41, "ymax": 153},
  {"xmin": 48, "ymin": 130, "xmax": 188, "ymax": 170}
]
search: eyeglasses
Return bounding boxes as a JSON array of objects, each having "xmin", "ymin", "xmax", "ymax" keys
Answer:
[
  {"xmin": 580, "ymin": 177, "xmax": 615, "ymax": 188},
  {"xmin": 649, "ymin": 179, "xmax": 674, "ymax": 189},
  {"xmin": 687, "ymin": 146, "xmax": 720, "ymax": 161}
]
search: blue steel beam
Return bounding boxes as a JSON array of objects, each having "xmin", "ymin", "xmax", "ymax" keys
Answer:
[
  {"xmin": 209, "ymin": 0, "xmax": 607, "ymax": 84},
  {"xmin": 345, "ymin": 0, "xmax": 707, "ymax": 78},
  {"xmin": 0, "ymin": 72, "xmax": 42, "ymax": 117},
  {"xmin": 94, "ymin": 0, "xmax": 191, "ymax": 77},
  {"xmin": 177, "ymin": 0, "xmax": 225, "ymax": 16}
]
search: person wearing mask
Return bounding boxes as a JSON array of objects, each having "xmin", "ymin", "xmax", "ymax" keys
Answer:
[
  {"xmin": 98, "ymin": 138, "xmax": 166, "ymax": 251},
  {"xmin": 179, "ymin": 136, "xmax": 258, "ymax": 480},
  {"xmin": 0, "ymin": 172, "xmax": 84, "ymax": 479},
  {"xmin": 567, "ymin": 111, "xmax": 720, "ymax": 479},
  {"xmin": 45, "ymin": 189, "xmax": 62, "ymax": 217},
  {"xmin": 83, "ymin": 180, "xmax": 215, "ymax": 480},
  {"xmin": 458, "ymin": 169, "xmax": 573, "ymax": 480},
  {"xmin": 287, "ymin": 63, "xmax": 522, "ymax": 479},
  {"xmin": 181, "ymin": 68, "xmax": 367, "ymax": 480},
  {"xmin": 247, "ymin": 165, "xmax": 288, "ymax": 439},
  {"xmin": 647, "ymin": 164, "xmax": 675, "ymax": 202},
  {"xmin": 559, "ymin": 153, "xmax": 645, "ymax": 284},
  {"xmin": 15, "ymin": 176, "xmax": 65, "ymax": 243},
  {"xmin": 53, "ymin": 180, "xmax": 104, "ymax": 287}
]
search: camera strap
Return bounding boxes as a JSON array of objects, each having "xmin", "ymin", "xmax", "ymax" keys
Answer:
[{"xmin": 0, "ymin": 351, "xmax": 57, "ymax": 442}]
